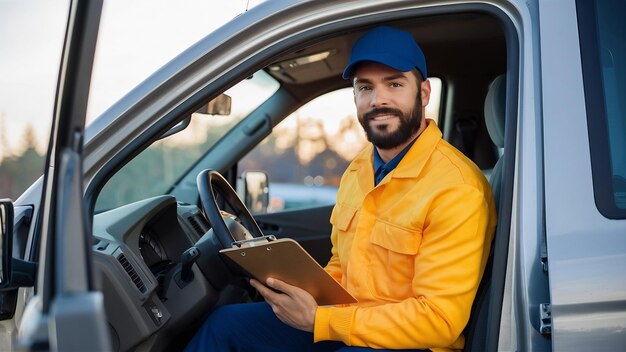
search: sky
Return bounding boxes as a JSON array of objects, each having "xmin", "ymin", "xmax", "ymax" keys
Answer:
[
  {"xmin": 0, "ymin": 0, "xmax": 264, "ymax": 159},
  {"xmin": 0, "ymin": 0, "xmax": 442, "ymax": 162}
]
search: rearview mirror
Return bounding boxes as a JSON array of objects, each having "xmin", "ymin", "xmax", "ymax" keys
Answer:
[
  {"xmin": 238, "ymin": 171, "xmax": 269, "ymax": 214},
  {"xmin": 196, "ymin": 93, "xmax": 232, "ymax": 116},
  {"xmin": 159, "ymin": 93, "xmax": 232, "ymax": 140},
  {"xmin": 0, "ymin": 200, "xmax": 14, "ymax": 289}
]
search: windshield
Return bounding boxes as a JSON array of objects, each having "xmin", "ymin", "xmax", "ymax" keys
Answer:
[
  {"xmin": 86, "ymin": 0, "xmax": 266, "ymax": 123},
  {"xmin": 95, "ymin": 70, "xmax": 279, "ymax": 212}
]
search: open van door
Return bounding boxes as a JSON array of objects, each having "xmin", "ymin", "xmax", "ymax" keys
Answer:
[{"xmin": 15, "ymin": 0, "xmax": 111, "ymax": 350}]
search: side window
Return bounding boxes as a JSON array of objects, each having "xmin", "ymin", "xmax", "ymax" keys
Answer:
[
  {"xmin": 578, "ymin": 0, "xmax": 626, "ymax": 218},
  {"xmin": 239, "ymin": 88, "xmax": 365, "ymax": 213},
  {"xmin": 239, "ymin": 79, "xmax": 442, "ymax": 213}
]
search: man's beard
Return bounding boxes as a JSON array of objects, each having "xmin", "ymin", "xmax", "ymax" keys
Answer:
[{"xmin": 358, "ymin": 94, "xmax": 423, "ymax": 150}]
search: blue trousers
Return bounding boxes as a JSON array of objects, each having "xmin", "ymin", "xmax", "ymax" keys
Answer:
[{"xmin": 184, "ymin": 302, "xmax": 430, "ymax": 352}]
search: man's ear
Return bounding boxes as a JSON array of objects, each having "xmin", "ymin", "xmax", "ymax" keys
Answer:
[{"xmin": 421, "ymin": 79, "xmax": 431, "ymax": 107}]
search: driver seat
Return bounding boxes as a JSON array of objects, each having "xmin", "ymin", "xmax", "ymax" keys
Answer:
[
  {"xmin": 484, "ymin": 75, "xmax": 506, "ymax": 209},
  {"xmin": 463, "ymin": 74, "xmax": 506, "ymax": 351}
]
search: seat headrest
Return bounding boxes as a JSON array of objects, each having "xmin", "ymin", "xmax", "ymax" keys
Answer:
[{"xmin": 484, "ymin": 75, "xmax": 506, "ymax": 148}]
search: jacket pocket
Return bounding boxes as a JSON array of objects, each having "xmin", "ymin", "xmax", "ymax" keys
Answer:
[
  {"xmin": 330, "ymin": 203, "xmax": 358, "ymax": 231},
  {"xmin": 370, "ymin": 220, "xmax": 421, "ymax": 255},
  {"xmin": 367, "ymin": 220, "xmax": 422, "ymax": 300}
]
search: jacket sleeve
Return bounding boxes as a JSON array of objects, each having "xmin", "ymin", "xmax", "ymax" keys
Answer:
[{"xmin": 314, "ymin": 185, "xmax": 495, "ymax": 349}]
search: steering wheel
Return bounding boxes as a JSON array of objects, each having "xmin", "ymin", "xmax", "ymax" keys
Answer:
[
  {"xmin": 192, "ymin": 170, "xmax": 266, "ymax": 289},
  {"xmin": 196, "ymin": 169, "xmax": 265, "ymax": 248}
]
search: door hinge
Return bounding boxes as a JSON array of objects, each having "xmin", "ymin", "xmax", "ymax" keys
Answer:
[{"xmin": 539, "ymin": 303, "xmax": 552, "ymax": 335}]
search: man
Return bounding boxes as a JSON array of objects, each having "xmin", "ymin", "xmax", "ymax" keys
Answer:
[{"xmin": 185, "ymin": 26, "xmax": 496, "ymax": 352}]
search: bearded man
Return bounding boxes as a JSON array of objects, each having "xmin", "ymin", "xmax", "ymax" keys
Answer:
[{"xmin": 186, "ymin": 26, "xmax": 496, "ymax": 352}]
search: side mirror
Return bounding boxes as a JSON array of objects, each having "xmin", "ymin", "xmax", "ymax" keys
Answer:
[
  {"xmin": 0, "ymin": 199, "xmax": 36, "ymax": 292},
  {"xmin": 238, "ymin": 171, "xmax": 269, "ymax": 214},
  {"xmin": 0, "ymin": 199, "xmax": 14, "ymax": 290}
]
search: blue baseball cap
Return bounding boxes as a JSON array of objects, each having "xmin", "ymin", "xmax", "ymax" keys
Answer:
[{"xmin": 342, "ymin": 26, "xmax": 427, "ymax": 80}]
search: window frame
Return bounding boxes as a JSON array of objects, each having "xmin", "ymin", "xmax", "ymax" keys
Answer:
[{"xmin": 577, "ymin": 0, "xmax": 626, "ymax": 219}]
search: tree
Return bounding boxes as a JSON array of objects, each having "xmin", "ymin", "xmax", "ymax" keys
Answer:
[{"xmin": 0, "ymin": 123, "xmax": 45, "ymax": 199}]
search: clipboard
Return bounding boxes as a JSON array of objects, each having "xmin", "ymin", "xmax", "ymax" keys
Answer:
[{"xmin": 219, "ymin": 236, "xmax": 357, "ymax": 306}]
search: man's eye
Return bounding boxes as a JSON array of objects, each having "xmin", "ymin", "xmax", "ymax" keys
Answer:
[
  {"xmin": 390, "ymin": 82, "xmax": 402, "ymax": 88},
  {"xmin": 358, "ymin": 86, "xmax": 372, "ymax": 91}
]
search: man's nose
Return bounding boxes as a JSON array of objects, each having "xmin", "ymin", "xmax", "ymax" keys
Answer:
[{"xmin": 370, "ymin": 88, "xmax": 390, "ymax": 107}]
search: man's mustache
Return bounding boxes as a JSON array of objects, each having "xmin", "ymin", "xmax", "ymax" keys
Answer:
[{"xmin": 363, "ymin": 107, "xmax": 404, "ymax": 121}]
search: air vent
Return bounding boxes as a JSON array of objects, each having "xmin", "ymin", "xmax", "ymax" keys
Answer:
[
  {"xmin": 118, "ymin": 254, "xmax": 146, "ymax": 293},
  {"xmin": 187, "ymin": 213, "xmax": 209, "ymax": 236}
]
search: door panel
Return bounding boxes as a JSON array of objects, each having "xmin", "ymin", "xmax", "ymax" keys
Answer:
[{"xmin": 542, "ymin": 0, "xmax": 626, "ymax": 349}]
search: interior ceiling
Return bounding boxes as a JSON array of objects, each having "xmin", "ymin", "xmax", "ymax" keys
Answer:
[{"xmin": 266, "ymin": 12, "xmax": 506, "ymax": 88}]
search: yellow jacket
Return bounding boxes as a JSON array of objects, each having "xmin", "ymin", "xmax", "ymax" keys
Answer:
[{"xmin": 314, "ymin": 120, "xmax": 497, "ymax": 351}]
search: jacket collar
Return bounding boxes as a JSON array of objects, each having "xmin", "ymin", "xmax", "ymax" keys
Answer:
[
  {"xmin": 388, "ymin": 119, "xmax": 441, "ymax": 180},
  {"xmin": 348, "ymin": 119, "xmax": 441, "ymax": 187}
]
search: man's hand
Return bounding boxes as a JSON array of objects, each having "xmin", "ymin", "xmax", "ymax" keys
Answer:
[{"xmin": 249, "ymin": 278, "xmax": 318, "ymax": 332}]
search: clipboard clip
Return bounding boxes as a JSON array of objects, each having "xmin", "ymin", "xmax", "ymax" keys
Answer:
[{"xmin": 231, "ymin": 235, "xmax": 277, "ymax": 248}]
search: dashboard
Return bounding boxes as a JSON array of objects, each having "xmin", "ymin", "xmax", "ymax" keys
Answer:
[{"xmin": 92, "ymin": 195, "xmax": 219, "ymax": 351}]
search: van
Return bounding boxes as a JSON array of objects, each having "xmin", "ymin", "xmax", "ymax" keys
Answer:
[{"xmin": 0, "ymin": 0, "xmax": 624, "ymax": 350}]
